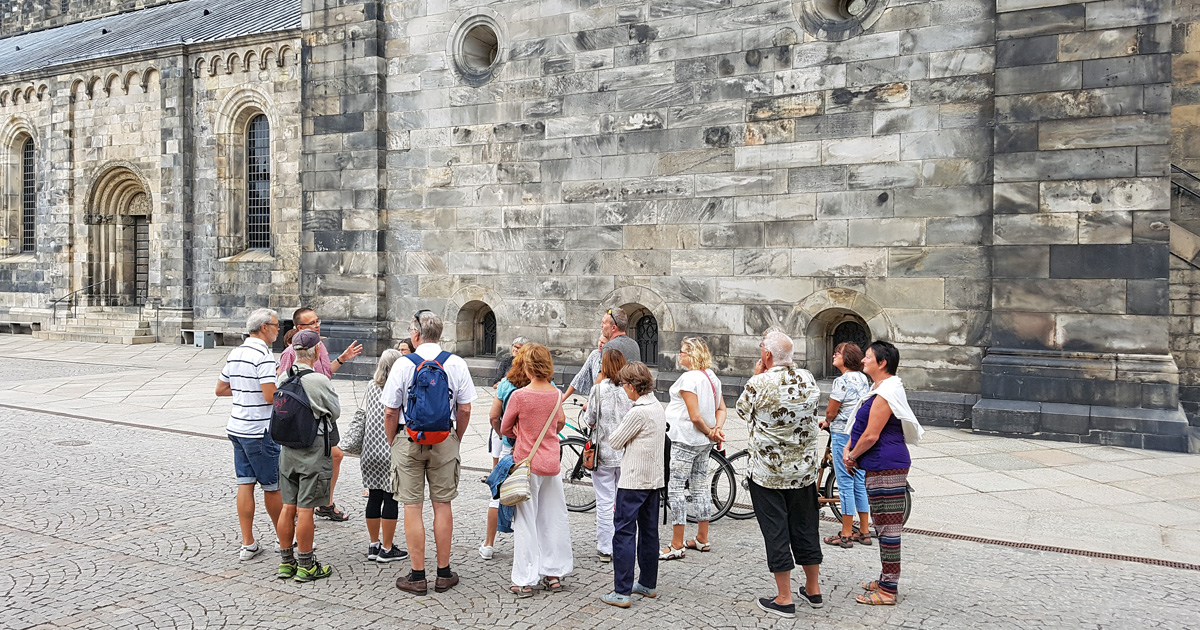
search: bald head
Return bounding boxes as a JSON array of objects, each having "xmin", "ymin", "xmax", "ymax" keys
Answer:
[{"xmin": 763, "ymin": 331, "xmax": 794, "ymax": 366}]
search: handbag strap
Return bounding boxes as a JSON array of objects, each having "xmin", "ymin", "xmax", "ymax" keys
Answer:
[
  {"xmin": 705, "ymin": 370, "xmax": 719, "ymax": 408},
  {"xmin": 519, "ymin": 393, "xmax": 563, "ymax": 466}
]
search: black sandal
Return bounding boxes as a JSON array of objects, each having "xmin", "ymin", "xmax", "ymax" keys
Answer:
[{"xmin": 315, "ymin": 504, "xmax": 349, "ymax": 521}]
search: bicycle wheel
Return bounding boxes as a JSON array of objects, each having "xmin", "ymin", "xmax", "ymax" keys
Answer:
[
  {"xmin": 822, "ymin": 467, "xmax": 842, "ymax": 521},
  {"xmin": 708, "ymin": 449, "xmax": 735, "ymax": 522},
  {"xmin": 723, "ymin": 450, "xmax": 756, "ymax": 520},
  {"xmin": 559, "ymin": 436, "xmax": 595, "ymax": 512}
]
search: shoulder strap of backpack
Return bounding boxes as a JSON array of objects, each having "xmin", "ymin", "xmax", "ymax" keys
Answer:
[
  {"xmin": 284, "ymin": 367, "xmax": 315, "ymax": 386},
  {"xmin": 405, "ymin": 353, "xmax": 423, "ymax": 367},
  {"xmin": 435, "ymin": 351, "xmax": 452, "ymax": 367}
]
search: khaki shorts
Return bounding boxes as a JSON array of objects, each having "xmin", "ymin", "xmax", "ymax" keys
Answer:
[
  {"xmin": 391, "ymin": 432, "xmax": 461, "ymax": 505},
  {"xmin": 279, "ymin": 443, "xmax": 332, "ymax": 509}
]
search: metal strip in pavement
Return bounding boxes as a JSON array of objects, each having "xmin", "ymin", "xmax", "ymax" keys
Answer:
[{"xmin": 9, "ymin": 401, "xmax": 1198, "ymax": 572}]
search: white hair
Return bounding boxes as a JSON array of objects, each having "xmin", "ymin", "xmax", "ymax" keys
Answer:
[
  {"xmin": 763, "ymin": 331, "xmax": 794, "ymax": 366},
  {"xmin": 412, "ymin": 309, "xmax": 443, "ymax": 343},
  {"xmin": 246, "ymin": 308, "xmax": 278, "ymax": 334},
  {"xmin": 373, "ymin": 349, "xmax": 403, "ymax": 388},
  {"xmin": 295, "ymin": 345, "xmax": 318, "ymax": 364}
]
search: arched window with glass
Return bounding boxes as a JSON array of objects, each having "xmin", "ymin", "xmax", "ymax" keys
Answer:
[
  {"xmin": 21, "ymin": 137, "xmax": 34, "ymax": 253},
  {"xmin": 246, "ymin": 114, "xmax": 270, "ymax": 249}
]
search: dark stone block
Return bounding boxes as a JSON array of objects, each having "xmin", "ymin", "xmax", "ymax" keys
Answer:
[
  {"xmin": 312, "ymin": 114, "xmax": 365, "ymax": 134},
  {"xmin": 908, "ymin": 391, "xmax": 978, "ymax": 429},
  {"xmin": 995, "ymin": 123, "xmax": 1038, "ymax": 154},
  {"xmin": 971, "ymin": 398, "xmax": 1041, "ymax": 434},
  {"xmin": 1082, "ymin": 54, "xmax": 1171, "ymax": 89},
  {"xmin": 996, "ymin": 4, "xmax": 1085, "ymax": 40},
  {"xmin": 1126, "ymin": 279, "xmax": 1168, "ymax": 315},
  {"xmin": 1143, "ymin": 433, "xmax": 1190, "ymax": 452},
  {"xmin": 996, "ymin": 35, "xmax": 1059, "ymax": 68},
  {"xmin": 1049, "ymin": 244, "xmax": 1168, "ymax": 279},
  {"xmin": 1040, "ymin": 402, "xmax": 1091, "ymax": 434},
  {"xmin": 1092, "ymin": 430, "xmax": 1145, "ymax": 448},
  {"xmin": 993, "ymin": 245, "xmax": 1049, "ymax": 278},
  {"xmin": 1141, "ymin": 382, "xmax": 1178, "ymax": 409},
  {"xmin": 1091, "ymin": 404, "xmax": 1189, "ymax": 435}
]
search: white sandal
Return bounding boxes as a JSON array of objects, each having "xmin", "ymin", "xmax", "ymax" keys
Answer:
[{"xmin": 658, "ymin": 545, "xmax": 686, "ymax": 560}]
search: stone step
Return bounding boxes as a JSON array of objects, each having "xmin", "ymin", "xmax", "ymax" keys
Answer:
[
  {"xmin": 49, "ymin": 325, "xmax": 151, "ymax": 336},
  {"xmin": 54, "ymin": 318, "xmax": 150, "ymax": 329},
  {"xmin": 33, "ymin": 330, "xmax": 156, "ymax": 345}
]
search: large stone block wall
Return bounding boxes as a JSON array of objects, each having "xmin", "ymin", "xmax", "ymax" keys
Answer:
[
  {"xmin": 190, "ymin": 41, "xmax": 305, "ymax": 327},
  {"xmin": 977, "ymin": 0, "xmax": 1187, "ymax": 449},
  {"xmin": 0, "ymin": 77, "xmax": 54, "ymax": 308},
  {"xmin": 0, "ymin": 0, "xmax": 179, "ymax": 37},
  {"xmin": 382, "ymin": 0, "xmax": 997, "ymax": 390},
  {"xmin": 1170, "ymin": 0, "xmax": 1200, "ymax": 425}
]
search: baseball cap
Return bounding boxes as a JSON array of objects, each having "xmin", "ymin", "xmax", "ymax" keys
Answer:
[{"xmin": 292, "ymin": 329, "xmax": 321, "ymax": 349}]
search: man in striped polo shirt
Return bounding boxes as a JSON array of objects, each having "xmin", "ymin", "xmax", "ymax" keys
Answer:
[{"xmin": 216, "ymin": 308, "xmax": 283, "ymax": 562}]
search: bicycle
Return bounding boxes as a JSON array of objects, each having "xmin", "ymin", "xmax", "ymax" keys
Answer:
[
  {"xmin": 557, "ymin": 400, "xmax": 737, "ymax": 522},
  {"xmin": 724, "ymin": 428, "xmax": 913, "ymax": 525}
]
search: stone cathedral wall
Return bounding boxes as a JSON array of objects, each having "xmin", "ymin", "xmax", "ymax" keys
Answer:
[{"xmin": 382, "ymin": 0, "xmax": 998, "ymax": 391}]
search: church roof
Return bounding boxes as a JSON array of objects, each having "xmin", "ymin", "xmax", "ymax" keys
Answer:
[{"xmin": 0, "ymin": 0, "xmax": 300, "ymax": 76}]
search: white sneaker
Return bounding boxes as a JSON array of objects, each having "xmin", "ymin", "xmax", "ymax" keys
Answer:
[
  {"xmin": 239, "ymin": 541, "xmax": 262, "ymax": 561},
  {"xmin": 479, "ymin": 543, "xmax": 494, "ymax": 560}
]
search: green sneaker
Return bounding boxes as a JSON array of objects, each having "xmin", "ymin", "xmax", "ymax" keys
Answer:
[
  {"xmin": 294, "ymin": 561, "xmax": 332, "ymax": 583},
  {"xmin": 277, "ymin": 562, "xmax": 297, "ymax": 580}
]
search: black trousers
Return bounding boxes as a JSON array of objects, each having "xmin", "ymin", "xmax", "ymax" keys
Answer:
[
  {"xmin": 748, "ymin": 479, "xmax": 822, "ymax": 573},
  {"xmin": 612, "ymin": 488, "xmax": 659, "ymax": 595}
]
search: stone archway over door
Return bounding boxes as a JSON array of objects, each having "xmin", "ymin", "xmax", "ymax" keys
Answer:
[{"xmin": 85, "ymin": 168, "xmax": 151, "ymax": 306}]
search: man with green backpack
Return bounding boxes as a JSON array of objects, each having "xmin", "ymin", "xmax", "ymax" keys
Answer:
[{"xmin": 271, "ymin": 330, "xmax": 342, "ymax": 582}]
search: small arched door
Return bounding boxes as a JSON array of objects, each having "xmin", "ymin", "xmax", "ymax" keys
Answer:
[{"xmin": 85, "ymin": 167, "xmax": 151, "ymax": 306}]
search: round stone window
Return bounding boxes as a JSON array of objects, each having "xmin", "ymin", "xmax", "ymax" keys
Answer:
[
  {"xmin": 450, "ymin": 13, "xmax": 505, "ymax": 86},
  {"xmin": 794, "ymin": 0, "xmax": 888, "ymax": 41}
]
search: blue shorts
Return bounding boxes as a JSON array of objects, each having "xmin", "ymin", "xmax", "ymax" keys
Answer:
[{"xmin": 229, "ymin": 432, "xmax": 280, "ymax": 491}]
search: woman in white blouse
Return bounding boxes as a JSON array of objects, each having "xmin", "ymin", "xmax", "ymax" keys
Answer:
[
  {"xmin": 584, "ymin": 349, "xmax": 632, "ymax": 562},
  {"xmin": 660, "ymin": 337, "xmax": 727, "ymax": 560}
]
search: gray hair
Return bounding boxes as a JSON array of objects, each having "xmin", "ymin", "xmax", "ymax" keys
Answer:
[
  {"xmin": 606, "ymin": 308, "xmax": 629, "ymax": 332},
  {"xmin": 247, "ymin": 308, "xmax": 278, "ymax": 334},
  {"xmin": 511, "ymin": 336, "xmax": 529, "ymax": 348},
  {"xmin": 763, "ymin": 331, "xmax": 794, "ymax": 366},
  {"xmin": 374, "ymin": 349, "xmax": 403, "ymax": 388},
  {"xmin": 295, "ymin": 345, "xmax": 318, "ymax": 364},
  {"xmin": 411, "ymin": 309, "xmax": 443, "ymax": 343}
]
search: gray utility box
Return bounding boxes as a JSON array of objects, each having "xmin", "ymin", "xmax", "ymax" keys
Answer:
[{"xmin": 181, "ymin": 329, "xmax": 216, "ymax": 349}]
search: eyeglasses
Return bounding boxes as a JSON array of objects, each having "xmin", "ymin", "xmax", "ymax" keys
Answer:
[{"xmin": 265, "ymin": 322, "xmax": 280, "ymax": 328}]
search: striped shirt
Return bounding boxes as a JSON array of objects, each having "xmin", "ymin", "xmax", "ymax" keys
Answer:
[{"xmin": 220, "ymin": 337, "xmax": 278, "ymax": 438}]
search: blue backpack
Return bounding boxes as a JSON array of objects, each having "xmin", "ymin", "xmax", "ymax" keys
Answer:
[{"xmin": 404, "ymin": 351, "xmax": 455, "ymax": 444}]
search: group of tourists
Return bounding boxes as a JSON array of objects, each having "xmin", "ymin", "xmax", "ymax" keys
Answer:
[{"xmin": 217, "ymin": 303, "xmax": 921, "ymax": 616}]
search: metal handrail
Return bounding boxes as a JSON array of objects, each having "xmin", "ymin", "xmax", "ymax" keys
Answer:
[
  {"xmin": 1172, "ymin": 164, "xmax": 1200, "ymax": 184},
  {"xmin": 1171, "ymin": 165, "xmax": 1200, "ymax": 202},
  {"xmin": 50, "ymin": 280, "xmax": 107, "ymax": 321}
]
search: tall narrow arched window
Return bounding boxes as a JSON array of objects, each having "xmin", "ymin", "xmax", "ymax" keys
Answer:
[
  {"xmin": 21, "ymin": 138, "xmax": 34, "ymax": 253},
  {"xmin": 246, "ymin": 114, "xmax": 270, "ymax": 249}
]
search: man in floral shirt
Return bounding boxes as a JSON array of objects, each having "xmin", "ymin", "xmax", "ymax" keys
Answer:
[{"xmin": 736, "ymin": 331, "xmax": 823, "ymax": 619}]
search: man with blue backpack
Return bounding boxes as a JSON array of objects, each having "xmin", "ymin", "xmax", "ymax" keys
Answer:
[{"xmin": 383, "ymin": 309, "xmax": 477, "ymax": 595}]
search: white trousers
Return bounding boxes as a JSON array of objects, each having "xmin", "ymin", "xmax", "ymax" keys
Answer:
[
  {"xmin": 593, "ymin": 466, "xmax": 621, "ymax": 554},
  {"xmin": 512, "ymin": 473, "xmax": 575, "ymax": 587}
]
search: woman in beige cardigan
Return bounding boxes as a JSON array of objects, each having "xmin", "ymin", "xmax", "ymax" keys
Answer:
[{"xmin": 600, "ymin": 362, "xmax": 666, "ymax": 608}]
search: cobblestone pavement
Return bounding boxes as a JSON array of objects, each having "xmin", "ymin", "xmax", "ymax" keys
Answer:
[{"xmin": 3, "ymin": 408, "xmax": 1199, "ymax": 630}]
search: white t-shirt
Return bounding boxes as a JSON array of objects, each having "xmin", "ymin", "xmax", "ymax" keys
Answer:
[
  {"xmin": 380, "ymin": 343, "xmax": 477, "ymax": 424},
  {"xmin": 665, "ymin": 369, "xmax": 721, "ymax": 446},
  {"xmin": 219, "ymin": 337, "xmax": 278, "ymax": 438}
]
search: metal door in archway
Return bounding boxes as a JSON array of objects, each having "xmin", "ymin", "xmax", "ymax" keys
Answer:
[{"xmin": 85, "ymin": 167, "xmax": 151, "ymax": 306}]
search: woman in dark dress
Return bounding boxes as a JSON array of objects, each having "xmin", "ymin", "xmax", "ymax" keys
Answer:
[{"xmin": 843, "ymin": 341, "xmax": 911, "ymax": 606}]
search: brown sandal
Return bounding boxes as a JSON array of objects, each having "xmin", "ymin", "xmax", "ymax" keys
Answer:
[
  {"xmin": 850, "ymin": 531, "xmax": 873, "ymax": 546},
  {"xmin": 861, "ymin": 580, "xmax": 879, "ymax": 591},
  {"xmin": 856, "ymin": 591, "xmax": 896, "ymax": 605},
  {"xmin": 823, "ymin": 534, "xmax": 853, "ymax": 548}
]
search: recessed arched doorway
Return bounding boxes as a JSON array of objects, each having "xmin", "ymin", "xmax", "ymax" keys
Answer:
[
  {"xmin": 454, "ymin": 300, "xmax": 497, "ymax": 356},
  {"xmin": 622, "ymin": 303, "xmax": 658, "ymax": 365},
  {"xmin": 805, "ymin": 308, "xmax": 871, "ymax": 379},
  {"xmin": 84, "ymin": 166, "xmax": 151, "ymax": 306}
]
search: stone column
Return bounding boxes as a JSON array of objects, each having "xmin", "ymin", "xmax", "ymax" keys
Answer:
[
  {"xmin": 300, "ymin": 0, "xmax": 390, "ymax": 366},
  {"xmin": 154, "ymin": 52, "xmax": 194, "ymax": 339},
  {"xmin": 978, "ymin": 0, "xmax": 1187, "ymax": 450}
]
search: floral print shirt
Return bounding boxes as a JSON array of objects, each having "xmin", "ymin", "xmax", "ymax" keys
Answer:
[{"xmin": 736, "ymin": 365, "xmax": 821, "ymax": 490}]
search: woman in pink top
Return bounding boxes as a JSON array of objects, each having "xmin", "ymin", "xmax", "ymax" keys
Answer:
[{"xmin": 501, "ymin": 343, "xmax": 573, "ymax": 597}]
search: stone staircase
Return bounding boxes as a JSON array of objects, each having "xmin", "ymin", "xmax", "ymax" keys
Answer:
[{"xmin": 34, "ymin": 306, "xmax": 155, "ymax": 344}]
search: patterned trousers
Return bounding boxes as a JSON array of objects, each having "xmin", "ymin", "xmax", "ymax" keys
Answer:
[
  {"xmin": 667, "ymin": 442, "xmax": 713, "ymax": 525},
  {"xmin": 865, "ymin": 468, "xmax": 908, "ymax": 596}
]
